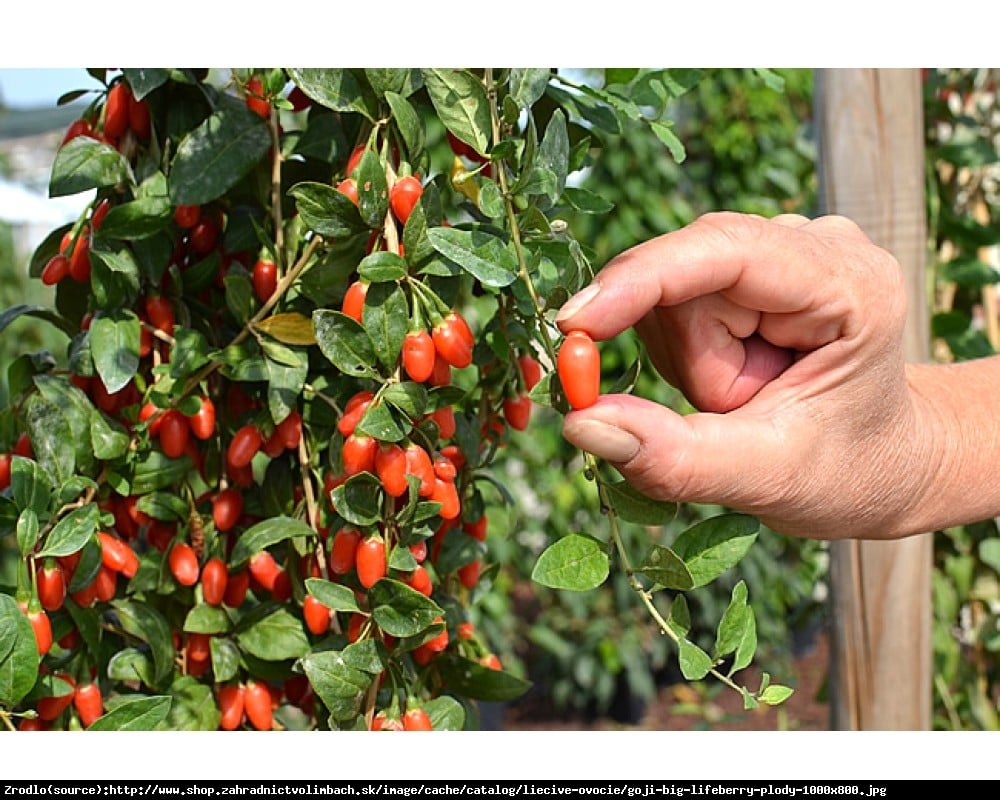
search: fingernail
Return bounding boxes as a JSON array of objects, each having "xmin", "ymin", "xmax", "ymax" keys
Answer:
[
  {"xmin": 562, "ymin": 418, "xmax": 640, "ymax": 463},
  {"xmin": 555, "ymin": 283, "xmax": 600, "ymax": 325}
]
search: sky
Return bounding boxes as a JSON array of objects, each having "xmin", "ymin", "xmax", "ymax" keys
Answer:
[{"xmin": 0, "ymin": 68, "xmax": 89, "ymax": 109}]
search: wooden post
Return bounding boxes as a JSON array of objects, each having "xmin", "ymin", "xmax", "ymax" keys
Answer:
[{"xmin": 814, "ymin": 69, "xmax": 933, "ymax": 729}]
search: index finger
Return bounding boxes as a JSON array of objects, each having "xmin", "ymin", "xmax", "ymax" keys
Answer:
[{"xmin": 554, "ymin": 211, "xmax": 874, "ymax": 341}]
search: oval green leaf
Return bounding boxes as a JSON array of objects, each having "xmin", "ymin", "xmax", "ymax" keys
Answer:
[
  {"xmin": 678, "ymin": 638, "xmax": 713, "ymax": 681},
  {"xmin": 672, "ymin": 513, "xmax": 760, "ymax": 588},
  {"xmin": 88, "ymin": 695, "xmax": 172, "ymax": 731},
  {"xmin": 229, "ymin": 516, "xmax": 314, "ymax": 570},
  {"xmin": 531, "ymin": 533, "xmax": 609, "ymax": 591},
  {"xmin": 426, "ymin": 227, "xmax": 518, "ymax": 288},
  {"xmin": 38, "ymin": 503, "xmax": 100, "ymax": 558},
  {"xmin": 49, "ymin": 136, "xmax": 133, "ymax": 197},
  {"xmin": 605, "ymin": 479, "xmax": 678, "ymax": 526},
  {"xmin": 304, "ymin": 578, "xmax": 362, "ymax": 614},
  {"xmin": 422, "ymin": 69, "xmax": 491, "ymax": 157},
  {"xmin": 89, "ymin": 311, "xmax": 141, "ymax": 395},
  {"xmin": 168, "ymin": 101, "xmax": 271, "ymax": 206},
  {"xmin": 236, "ymin": 606, "xmax": 310, "ymax": 661},
  {"xmin": 369, "ymin": 578, "xmax": 444, "ymax": 638},
  {"xmin": 0, "ymin": 594, "xmax": 39, "ymax": 705},
  {"xmin": 435, "ymin": 653, "xmax": 532, "ymax": 702},
  {"xmin": 289, "ymin": 182, "xmax": 366, "ymax": 238},
  {"xmin": 312, "ymin": 309, "xmax": 378, "ymax": 378}
]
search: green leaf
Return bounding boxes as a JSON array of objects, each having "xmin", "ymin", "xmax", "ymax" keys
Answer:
[
  {"xmin": 304, "ymin": 578, "xmax": 362, "ymax": 614},
  {"xmin": 10, "ymin": 456, "xmax": 51, "ymax": 517},
  {"xmin": 112, "ymin": 599, "xmax": 175, "ymax": 688},
  {"xmin": 422, "ymin": 69, "xmax": 491, "ymax": 156},
  {"xmin": 168, "ymin": 100, "xmax": 271, "ymax": 206},
  {"xmin": 224, "ymin": 272, "xmax": 254, "ymax": 325},
  {"xmin": 672, "ymin": 513, "xmax": 760, "ymax": 588},
  {"xmin": 16, "ymin": 509, "xmax": 39, "ymax": 556},
  {"xmin": 426, "ymin": 227, "xmax": 518, "ymax": 288},
  {"xmin": 535, "ymin": 110, "xmax": 569, "ymax": 203},
  {"xmin": 638, "ymin": 545, "xmax": 694, "ymax": 590},
  {"xmin": 89, "ymin": 311, "xmax": 141, "ymax": 395},
  {"xmin": 368, "ymin": 578, "xmax": 444, "ymax": 637},
  {"xmin": 435, "ymin": 653, "xmax": 532, "ymax": 702},
  {"xmin": 365, "ymin": 69, "xmax": 423, "ymax": 99},
  {"xmin": 266, "ymin": 351, "xmax": 308, "ymax": 426},
  {"xmin": 385, "ymin": 91, "xmax": 425, "ymax": 160},
  {"xmin": 357, "ymin": 251, "xmax": 408, "ymax": 283},
  {"xmin": 49, "ymin": 136, "xmax": 133, "ymax": 197},
  {"xmin": 229, "ymin": 516, "xmax": 314, "ymax": 570},
  {"xmin": 0, "ymin": 304, "xmax": 76, "ymax": 338},
  {"xmin": 714, "ymin": 580, "xmax": 751, "ymax": 660},
  {"xmin": 423, "ymin": 695, "xmax": 465, "ymax": 731},
  {"xmin": 161, "ymin": 676, "xmax": 221, "ymax": 731},
  {"xmin": 759, "ymin": 684, "xmax": 794, "ymax": 706},
  {"xmin": 25, "ymin": 395, "xmax": 74, "ymax": 485},
  {"xmin": 287, "ymin": 68, "xmax": 374, "ymax": 118},
  {"xmin": 605, "ymin": 479, "xmax": 678, "ymax": 525},
  {"xmin": 0, "ymin": 594, "xmax": 39, "ymax": 706},
  {"xmin": 531, "ymin": 533, "xmax": 609, "ymax": 591},
  {"xmin": 509, "ymin": 68, "xmax": 551, "ymax": 109},
  {"xmin": 650, "ymin": 120, "xmax": 687, "ymax": 164},
  {"xmin": 300, "ymin": 645, "xmax": 379, "ymax": 721},
  {"xmin": 980, "ymin": 539, "xmax": 1000, "ymax": 574},
  {"xmin": 546, "ymin": 84, "xmax": 621, "ymax": 136},
  {"xmin": 678, "ymin": 638, "xmax": 713, "ymax": 681},
  {"xmin": 330, "ymin": 473, "xmax": 382, "ymax": 527},
  {"xmin": 356, "ymin": 149, "xmax": 389, "ymax": 229},
  {"xmin": 383, "ymin": 382, "xmax": 428, "ymax": 419},
  {"xmin": 563, "ymin": 186, "xmax": 615, "ymax": 215},
  {"xmin": 941, "ymin": 256, "xmax": 1000, "ymax": 287},
  {"xmin": 107, "ymin": 648, "xmax": 155, "ymax": 687},
  {"xmin": 210, "ymin": 637, "xmax": 240, "ymax": 683},
  {"xmin": 97, "ymin": 195, "xmax": 173, "ymax": 240},
  {"xmin": 169, "ymin": 328, "xmax": 211, "ymax": 380},
  {"xmin": 666, "ymin": 594, "xmax": 691, "ymax": 639},
  {"xmin": 33, "ymin": 375, "xmax": 94, "ymax": 473},
  {"xmin": 364, "ymin": 282, "xmax": 408, "ymax": 372},
  {"xmin": 129, "ymin": 451, "xmax": 192, "ymax": 495},
  {"xmin": 64, "ymin": 540, "xmax": 101, "ymax": 596},
  {"xmin": 90, "ymin": 410, "xmax": 130, "ymax": 461},
  {"xmin": 122, "ymin": 68, "xmax": 170, "ymax": 100},
  {"xmin": 88, "ymin": 695, "xmax": 172, "ymax": 731},
  {"xmin": 38, "ymin": 503, "xmax": 100, "ymax": 558},
  {"xmin": 289, "ymin": 182, "xmax": 366, "ymax": 238},
  {"xmin": 477, "ymin": 180, "xmax": 504, "ymax": 218},
  {"xmin": 355, "ymin": 401, "xmax": 409, "ymax": 443},
  {"xmin": 183, "ymin": 604, "xmax": 232, "ymax": 635},
  {"xmin": 236, "ymin": 606, "xmax": 310, "ymax": 661},
  {"xmin": 312, "ymin": 309, "xmax": 378, "ymax": 378},
  {"xmin": 731, "ymin": 607, "xmax": 757, "ymax": 675},
  {"xmin": 90, "ymin": 239, "xmax": 139, "ymax": 308}
]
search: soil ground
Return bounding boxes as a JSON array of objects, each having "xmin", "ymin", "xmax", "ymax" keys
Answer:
[{"xmin": 500, "ymin": 630, "xmax": 831, "ymax": 731}]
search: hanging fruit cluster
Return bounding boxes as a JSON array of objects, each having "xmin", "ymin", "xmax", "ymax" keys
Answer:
[
  {"xmin": 0, "ymin": 68, "xmax": 582, "ymax": 731},
  {"xmin": 0, "ymin": 67, "xmax": 789, "ymax": 732}
]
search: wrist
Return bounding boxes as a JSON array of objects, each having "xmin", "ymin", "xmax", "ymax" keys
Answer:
[{"xmin": 899, "ymin": 358, "xmax": 1000, "ymax": 536}]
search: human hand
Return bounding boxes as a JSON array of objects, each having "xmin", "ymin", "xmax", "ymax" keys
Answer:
[{"xmin": 556, "ymin": 211, "xmax": 931, "ymax": 539}]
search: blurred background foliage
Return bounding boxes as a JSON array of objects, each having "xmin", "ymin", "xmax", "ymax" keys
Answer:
[
  {"xmin": 473, "ymin": 68, "xmax": 828, "ymax": 723},
  {"xmin": 924, "ymin": 67, "xmax": 1000, "ymax": 730}
]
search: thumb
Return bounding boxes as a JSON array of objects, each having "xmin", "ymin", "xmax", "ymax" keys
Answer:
[{"xmin": 561, "ymin": 394, "xmax": 791, "ymax": 514}]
